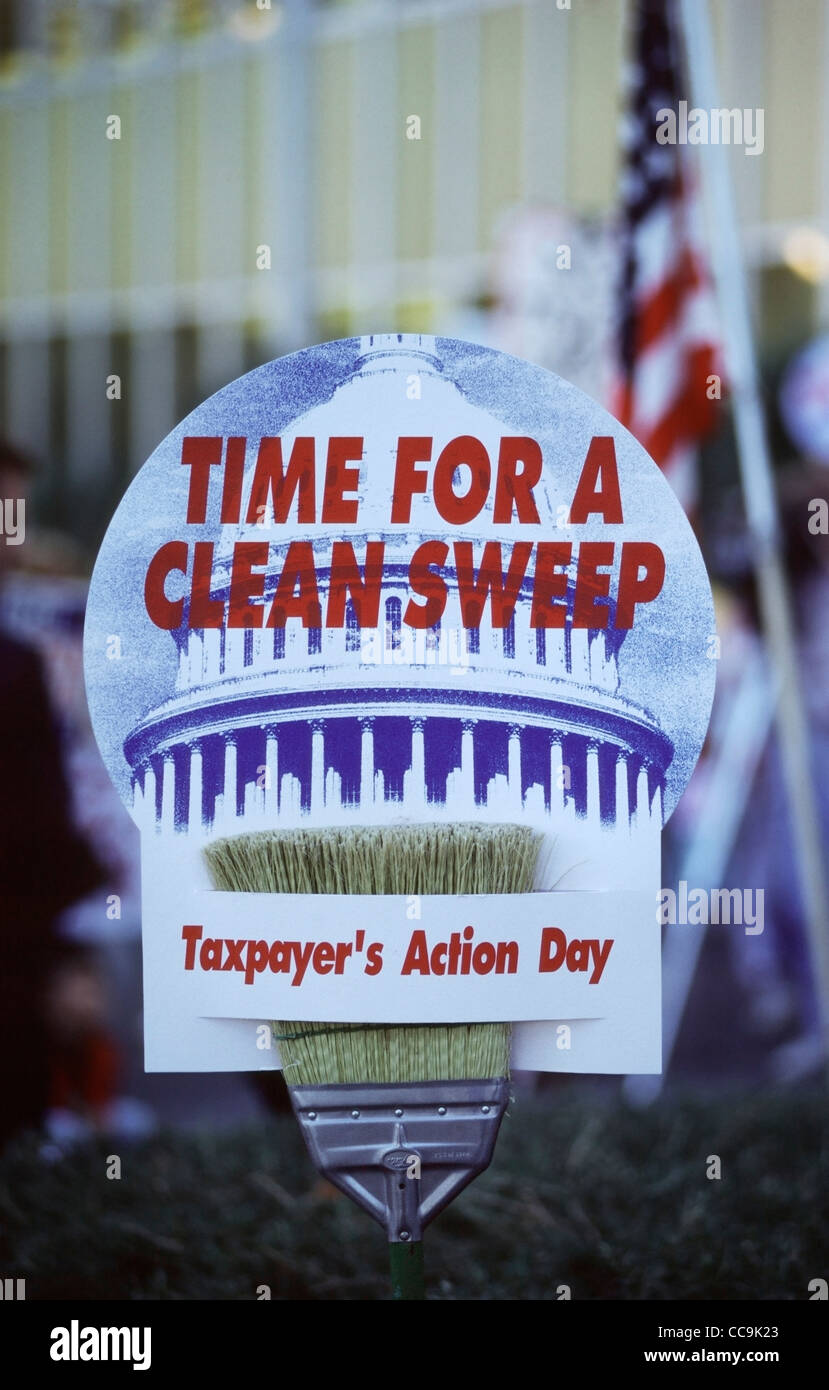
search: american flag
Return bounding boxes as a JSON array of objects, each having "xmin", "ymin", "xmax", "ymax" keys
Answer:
[{"xmin": 613, "ymin": 0, "xmax": 721, "ymax": 510}]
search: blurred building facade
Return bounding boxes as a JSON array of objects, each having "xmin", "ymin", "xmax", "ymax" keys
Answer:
[{"xmin": 0, "ymin": 0, "xmax": 827, "ymax": 548}]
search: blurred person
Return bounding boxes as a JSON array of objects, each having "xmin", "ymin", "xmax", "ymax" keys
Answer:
[
  {"xmin": 764, "ymin": 462, "xmax": 829, "ymax": 1076},
  {"xmin": 720, "ymin": 462, "xmax": 829, "ymax": 1079},
  {"xmin": 42, "ymin": 945, "xmax": 156, "ymax": 1146},
  {"xmin": 0, "ymin": 441, "xmax": 104, "ymax": 1148},
  {"xmin": 44, "ymin": 948, "xmax": 119, "ymax": 1128}
]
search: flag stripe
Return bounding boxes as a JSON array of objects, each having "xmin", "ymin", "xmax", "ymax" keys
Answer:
[{"xmin": 612, "ymin": 0, "xmax": 721, "ymax": 504}]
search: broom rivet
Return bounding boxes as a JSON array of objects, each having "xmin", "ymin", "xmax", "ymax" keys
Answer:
[
  {"xmin": 399, "ymin": 1231, "xmax": 411, "ymax": 1242},
  {"xmin": 308, "ymin": 1112, "xmax": 317, "ymax": 1120},
  {"xmin": 351, "ymin": 1109, "xmax": 360, "ymax": 1118},
  {"xmin": 481, "ymin": 1105, "xmax": 491, "ymax": 1114},
  {"xmin": 438, "ymin": 1106, "xmax": 447, "ymax": 1116},
  {"xmin": 394, "ymin": 1108, "xmax": 404, "ymax": 1117}
]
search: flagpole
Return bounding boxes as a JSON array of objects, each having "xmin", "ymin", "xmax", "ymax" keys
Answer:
[{"xmin": 678, "ymin": 0, "xmax": 829, "ymax": 1056}]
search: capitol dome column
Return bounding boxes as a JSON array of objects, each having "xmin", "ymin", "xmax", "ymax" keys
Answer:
[
  {"xmin": 615, "ymin": 748, "xmax": 630, "ymax": 829},
  {"xmin": 635, "ymin": 759, "xmax": 651, "ymax": 831},
  {"xmin": 263, "ymin": 726, "xmax": 279, "ymax": 815},
  {"xmin": 571, "ymin": 628, "xmax": 591, "ymax": 684},
  {"xmin": 311, "ymin": 721, "xmax": 325, "ymax": 812},
  {"xmin": 460, "ymin": 719, "xmax": 475, "ymax": 804},
  {"xmin": 410, "ymin": 717, "xmax": 426, "ymax": 808},
  {"xmin": 549, "ymin": 735, "xmax": 566, "ymax": 817},
  {"xmin": 160, "ymin": 750, "xmax": 176, "ymax": 833},
  {"xmin": 203, "ymin": 629, "xmax": 220, "ymax": 681},
  {"xmin": 360, "ymin": 717, "xmax": 375, "ymax": 810},
  {"xmin": 650, "ymin": 780, "xmax": 663, "ymax": 830},
  {"xmin": 507, "ymin": 724, "xmax": 522, "ymax": 813},
  {"xmin": 187, "ymin": 739, "xmax": 203, "ymax": 832},
  {"xmin": 188, "ymin": 632, "xmax": 204, "ymax": 687},
  {"xmin": 222, "ymin": 732, "xmax": 238, "ymax": 822},
  {"xmin": 225, "ymin": 628, "xmax": 244, "ymax": 675},
  {"xmin": 586, "ymin": 740, "xmax": 601, "ymax": 828},
  {"xmin": 143, "ymin": 760, "xmax": 157, "ymax": 831}
]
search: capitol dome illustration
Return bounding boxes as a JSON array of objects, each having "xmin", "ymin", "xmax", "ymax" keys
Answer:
[{"xmin": 123, "ymin": 334, "xmax": 673, "ymax": 844}]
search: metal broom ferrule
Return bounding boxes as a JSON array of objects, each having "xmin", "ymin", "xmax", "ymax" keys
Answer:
[{"xmin": 288, "ymin": 1077, "xmax": 510, "ymax": 1245}]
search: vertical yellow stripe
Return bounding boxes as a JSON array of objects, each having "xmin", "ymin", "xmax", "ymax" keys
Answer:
[
  {"xmin": 567, "ymin": 0, "xmax": 625, "ymax": 213},
  {"xmin": 244, "ymin": 56, "xmax": 262, "ymax": 282},
  {"xmin": 765, "ymin": 0, "xmax": 821, "ymax": 221},
  {"xmin": 50, "ymin": 99, "xmax": 70, "ymax": 296},
  {"xmin": 110, "ymin": 86, "xmax": 132, "ymax": 291},
  {"xmin": 315, "ymin": 40, "xmax": 353, "ymax": 270},
  {"xmin": 397, "ymin": 25, "xmax": 435, "ymax": 263},
  {"xmin": 710, "ymin": 0, "xmax": 729, "ymax": 61},
  {"xmin": 480, "ymin": 6, "xmax": 524, "ymax": 250},
  {"xmin": 176, "ymin": 71, "xmax": 201, "ymax": 282},
  {"xmin": 9, "ymin": 105, "xmax": 49, "ymax": 300}
]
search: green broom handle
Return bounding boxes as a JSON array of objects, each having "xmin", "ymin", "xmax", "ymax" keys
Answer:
[{"xmin": 389, "ymin": 1240, "xmax": 425, "ymax": 1300}]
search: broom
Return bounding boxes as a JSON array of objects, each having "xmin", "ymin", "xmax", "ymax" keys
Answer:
[{"xmin": 204, "ymin": 821, "xmax": 542, "ymax": 1299}]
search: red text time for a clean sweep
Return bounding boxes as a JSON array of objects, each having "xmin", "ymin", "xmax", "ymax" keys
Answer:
[
  {"xmin": 144, "ymin": 434, "xmax": 664, "ymax": 633},
  {"xmin": 180, "ymin": 923, "xmax": 614, "ymax": 987}
]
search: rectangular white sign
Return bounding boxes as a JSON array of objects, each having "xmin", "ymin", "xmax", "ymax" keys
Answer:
[
  {"xmin": 141, "ymin": 841, "xmax": 662, "ymax": 1074},
  {"xmin": 173, "ymin": 887, "xmax": 657, "ymax": 1023}
]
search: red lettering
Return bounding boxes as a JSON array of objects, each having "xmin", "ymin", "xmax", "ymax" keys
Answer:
[
  {"xmin": 222, "ymin": 939, "xmax": 246, "ymax": 972},
  {"xmin": 391, "ymin": 437, "xmax": 432, "ymax": 523},
  {"xmin": 334, "ymin": 941, "xmax": 353, "ymax": 974},
  {"xmin": 182, "ymin": 924, "xmax": 203, "ymax": 970},
  {"xmin": 181, "ymin": 437, "xmax": 222, "ymax": 524},
  {"xmin": 190, "ymin": 541, "xmax": 224, "ymax": 627},
  {"xmin": 269, "ymin": 941, "xmax": 291, "ymax": 974},
  {"xmin": 493, "ymin": 438, "xmax": 542, "ymax": 523},
  {"xmin": 364, "ymin": 942, "xmax": 384, "ymax": 975},
  {"xmin": 454, "ymin": 540, "xmax": 533, "ymax": 628},
  {"xmin": 312, "ymin": 942, "xmax": 335, "ymax": 974},
  {"xmin": 431, "ymin": 943, "xmax": 447, "ymax": 975},
  {"xmin": 221, "ymin": 437, "xmax": 246, "ymax": 524},
  {"xmin": 572, "ymin": 542, "xmax": 614, "ymax": 628},
  {"xmin": 530, "ymin": 542, "xmax": 571, "ymax": 628},
  {"xmin": 404, "ymin": 541, "xmax": 449, "ymax": 629},
  {"xmin": 496, "ymin": 941, "xmax": 519, "ymax": 974},
  {"xmin": 265, "ymin": 541, "xmax": 321, "ymax": 627},
  {"xmin": 321, "ymin": 437, "xmax": 363, "ymax": 524},
  {"xmin": 145, "ymin": 541, "xmax": 188, "ymax": 630},
  {"xmin": 433, "ymin": 436, "xmax": 490, "ymax": 524},
  {"xmin": 569, "ymin": 437, "xmax": 623, "ymax": 524},
  {"xmin": 244, "ymin": 940, "xmax": 270, "ymax": 985},
  {"xmin": 325, "ymin": 541, "xmax": 384, "ymax": 628},
  {"xmin": 245, "ymin": 437, "xmax": 315, "ymax": 525},
  {"xmin": 615, "ymin": 541, "xmax": 665, "ymax": 628},
  {"xmin": 200, "ymin": 938, "xmax": 223, "ymax": 970},
  {"xmin": 538, "ymin": 927, "xmax": 567, "ymax": 972},
  {"xmin": 401, "ymin": 930, "xmax": 430, "ymax": 975},
  {"xmin": 227, "ymin": 541, "xmax": 269, "ymax": 628}
]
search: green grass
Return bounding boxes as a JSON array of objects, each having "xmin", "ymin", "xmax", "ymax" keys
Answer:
[{"xmin": 0, "ymin": 1087, "xmax": 825, "ymax": 1300}]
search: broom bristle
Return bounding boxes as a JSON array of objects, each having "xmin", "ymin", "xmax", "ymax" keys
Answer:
[{"xmin": 204, "ymin": 822, "xmax": 543, "ymax": 1086}]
